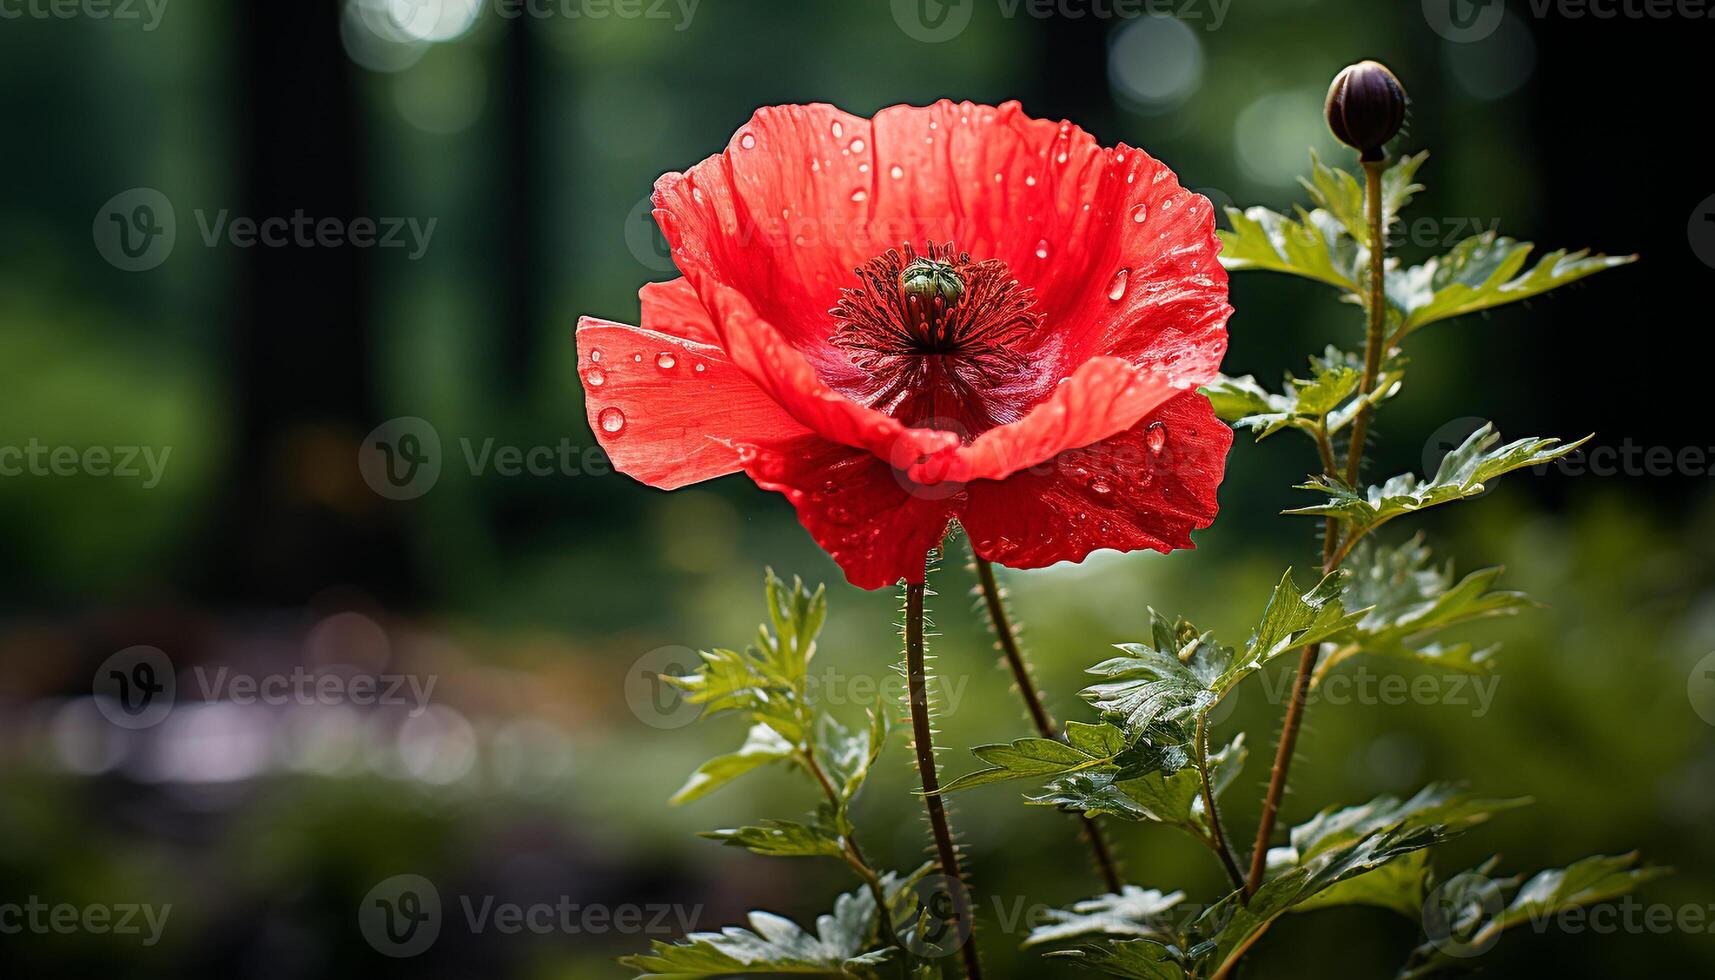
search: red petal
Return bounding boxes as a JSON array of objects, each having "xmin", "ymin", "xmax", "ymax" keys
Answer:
[
  {"xmin": 575, "ymin": 316, "xmax": 811, "ymax": 490},
  {"xmin": 691, "ymin": 279, "xmax": 958, "ymax": 466},
  {"xmin": 639, "ymin": 278, "xmax": 721, "ymax": 345},
  {"xmin": 906, "ymin": 356, "xmax": 1178, "ymax": 485},
  {"xmin": 735, "ymin": 434, "xmax": 958, "ymax": 590},
  {"xmin": 960, "ymin": 392, "xmax": 1232, "ymax": 570}
]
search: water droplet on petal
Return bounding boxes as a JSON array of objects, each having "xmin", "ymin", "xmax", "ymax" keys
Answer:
[
  {"xmin": 1090, "ymin": 478, "xmax": 1112, "ymax": 495},
  {"xmin": 589, "ymin": 349, "xmax": 602, "ymax": 362},
  {"xmin": 1025, "ymin": 175, "xmax": 1037, "ymax": 187},
  {"xmin": 598, "ymin": 408, "xmax": 626, "ymax": 434},
  {"xmin": 850, "ymin": 189, "xmax": 868, "ymax": 203},
  {"xmin": 1035, "ymin": 240, "xmax": 1050, "ymax": 260},
  {"xmin": 585, "ymin": 368, "xmax": 605, "ymax": 387},
  {"xmin": 850, "ymin": 139, "xmax": 866, "ymax": 153},
  {"xmin": 740, "ymin": 133, "xmax": 756, "ymax": 150},
  {"xmin": 694, "ymin": 363, "xmax": 706, "ymax": 373},
  {"xmin": 1131, "ymin": 203, "xmax": 1148, "ymax": 224},
  {"xmin": 831, "ymin": 120, "xmax": 844, "ymax": 139},
  {"xmin": 1147, "ymin": 421, "xmax": 1168, "ymax": 454},
  {"xmin": 633, "ymin": 353, "xmax": 643, "ymax": 362},
  {"xmin": 656, "ymin": 353, "xmax": 676, "ymax": 370},
  {"xmin": 890, "ymin": 165, "xmax": 905, "ymax": 180},
  {"xmin": 1108, "ymin": 268, "xmax": 1131, "ymax": 301}
]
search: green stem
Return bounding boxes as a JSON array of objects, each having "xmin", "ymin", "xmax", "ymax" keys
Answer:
[
  {"xmin": 1343, "ymin": 158, "xmax": 1390, "ymax": 486},
  {"xmin": 971, "ymin": 554, "xmax": 1124, "ymax": 894},
  {"xmin": 801, "ymin": 750, "xmax": 902, "ymax": 954},
  {"xmin": 1244, "ymin": 155, "xmax": 1390, "ymax": 901},
  {"xmin": 1196, "ymin": 715, "xmax": 1245, "ymax": 891},
  {"xmin": 904, "ymin": 570, "xmax": 982, "ymax": 980}
]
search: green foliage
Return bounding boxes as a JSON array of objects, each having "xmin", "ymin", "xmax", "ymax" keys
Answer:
[
  {"xmin": 1022, "ymin": 887, "xmax": 1186, "ymax": 948},
  {"xmin": 1398, "ymin": 853, "xmax": 1669, "ymax": 979},
  {"xmin": 1320, "ymin": 535, "xmax": 1533, "ymax": 677},
  {"xmin": 1080, "ymin": 570, "xmax": 1359, "ymax": 741},
  {"xmin": 1287, "ymin": 424, "xmax": 1589, "ymax": 541},
  {"xmin": 1386, "ymin": 234, "xmax": 1635, "ymax": 339},
  {"xmin": 1205, "ymin": 346, "xmax": 1404, "ymax": 444},
  {"xmin": 635, "ymin": 573, "xmax": 936, "ymax": 976},
  {"xmin": 620, "ymin": 868, "xmax": 934, "ymax": 979}
]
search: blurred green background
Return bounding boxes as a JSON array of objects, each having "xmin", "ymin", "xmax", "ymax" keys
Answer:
[{"xmin": 2, "ymin": 0, "xmax": 1713, "ymax": 976}]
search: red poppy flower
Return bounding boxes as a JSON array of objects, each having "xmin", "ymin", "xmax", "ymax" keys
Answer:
[{"xmin": 577, "ymin": 101, "xmax": 1232, "ymax": 590}]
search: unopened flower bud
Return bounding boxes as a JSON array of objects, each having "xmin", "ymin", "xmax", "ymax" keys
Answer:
[{"xmin": 1325, "ymin": 60, "xmax": 1407, "ymax": 162}]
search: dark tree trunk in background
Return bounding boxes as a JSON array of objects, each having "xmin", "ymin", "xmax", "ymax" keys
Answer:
[
  {"xmin": 1034, "ymin": 13, "xmax": 1114, "ymax": 138},
  {"xmin": 204, "ymin": 0, "xmax": 414, "ymax": 608},
  {"xmin": 500, "ymin": 14, "xmax": 540, "ymax": 385}
]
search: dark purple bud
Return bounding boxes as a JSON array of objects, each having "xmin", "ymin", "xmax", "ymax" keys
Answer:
[{"xmin": 1325, "ymin": 60, "xmax": 1407, "ymax": 162}]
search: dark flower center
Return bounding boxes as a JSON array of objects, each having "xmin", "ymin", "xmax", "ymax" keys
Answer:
[{"xmin": 829, "ymin": 242, "xmax": 1041, "ymax": 436}]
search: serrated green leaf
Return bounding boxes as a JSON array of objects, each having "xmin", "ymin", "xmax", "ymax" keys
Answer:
[
  {"xmin": 1023, "ymin": 887, "xmax": 1187, "ymax": 948},
  {"xmin": 840, "ymin": 947, "xmax": 937, "ymax": 980},
  {"xmin": 1398, "ymin": 853, "xmax": 1669, "ymax": 979},
  {"xmin": 1288, "ymin": 424, "xmax": 1588, "ymax": 538},
  {"xmin": 1081, "ymin": 571, "xmax": 1359, "ymax": 741},
  {"xmin": 622, "ymin": 867, "xmax": 932, "ymax": 978},
  {"xmin": 1029, "ymin": 734, "xmax": 1245, "ymax": 835},
  {"xmin": 942, "ymin": 721, "xmax": 1127, "ymax": 793},
  {"xmin": 619, "ymin": 875, "xmax": 879, "ymax": 977},
  {"xmin": 1322, "ymin": 535, "xmax": 1533, "ymax": 677},
  {"xmin": 701, "ymin": 814, "xmax": 847, "ymax": 860},
  {"xmin": 1218, "ymin": 205, "xmax": 1362, "ymax": 290},
  {"xmin": 1387, "ymin": 232, "xmax": 1634, "ymax": 337},
  {"xmin": 817, "ymin": 707, "xmax": 888, "ymax": 804},
  {"xmin": 670, "ymin": 722, "xmax": 796, "ymax": 806}
]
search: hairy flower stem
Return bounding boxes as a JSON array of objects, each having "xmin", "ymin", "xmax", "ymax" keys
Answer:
[
  {"xmin": 971, "ymin": 554, "xmax": 1124, "ymax": 894},
  {"xmin": 1195, "ymin": 714, "xmax": 1245, "ymax": 891},
  {"xmin": 904, "ymin": 573, "xmax": 983, "ymax": 980},
  {"xmin": 1244, "ymin": 156, "xmax": 1389, "ymax": 900}
]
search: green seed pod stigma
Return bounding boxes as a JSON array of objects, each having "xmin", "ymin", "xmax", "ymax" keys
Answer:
[
  {"xmin": 1325, "ymin": 60, "xmax": 1407, "ymax": 161},
  {"xmin": 900, "ymin": 256, "xmax": 965, "ymax": 347}
]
